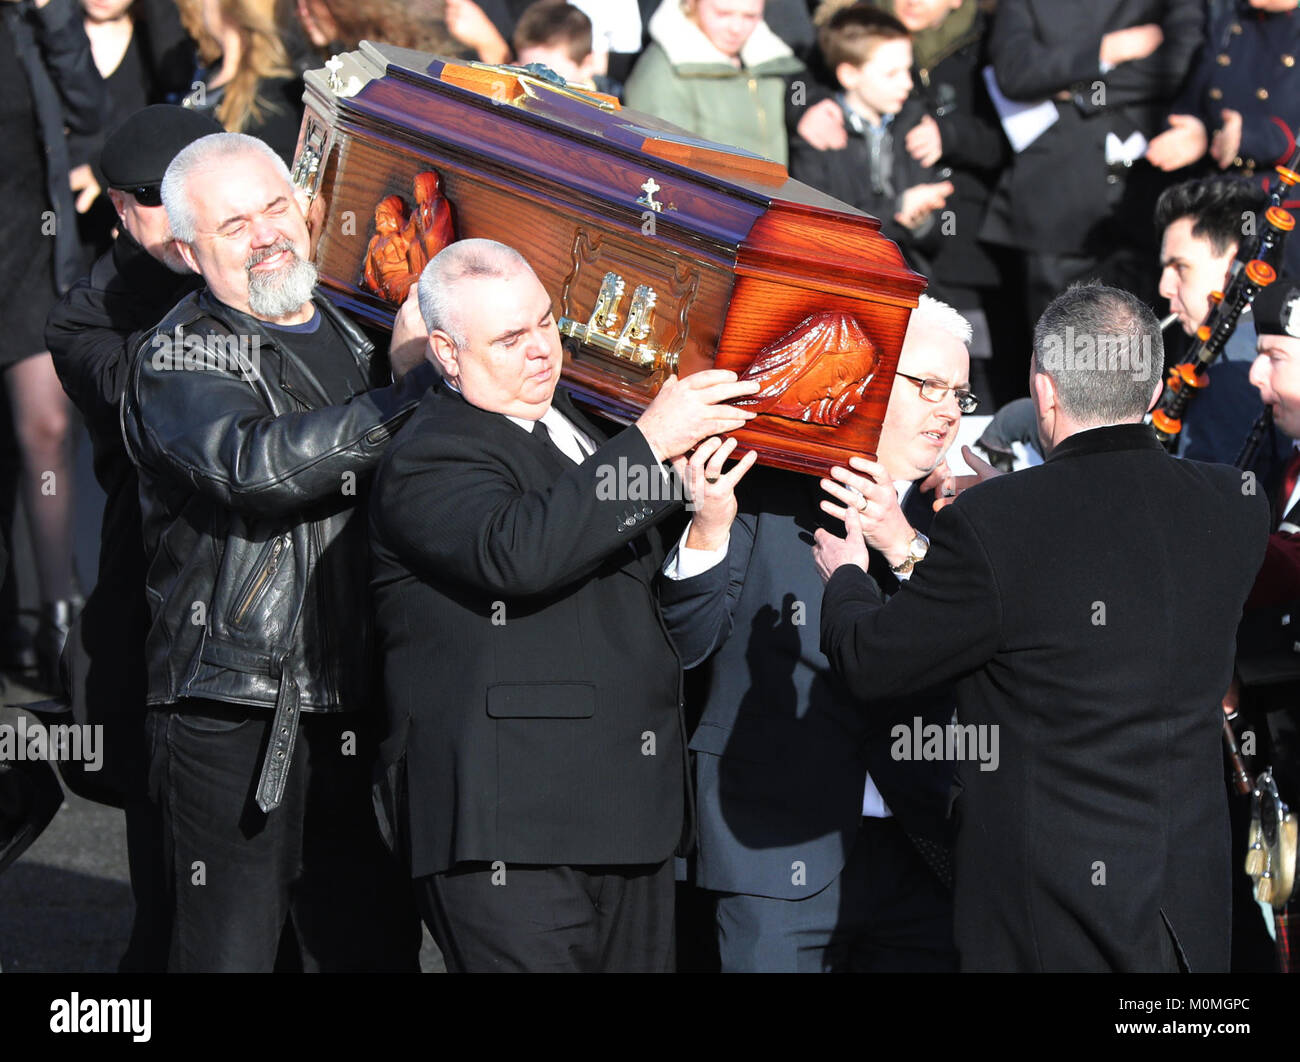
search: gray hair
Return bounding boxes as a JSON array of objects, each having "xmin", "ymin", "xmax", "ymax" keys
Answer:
[
  {"xmin": 416, "ymin": 239, "xmax": 531, "ymax": 349},
  {"xmin": 161, "ymin": 132, "xmax": 294, "ymax": 244},
  {"xmin": 1031, "ymin": 282, "xmax": 1162, "ymax": 423},
  {"xmin": 911, "ymin": 294, "xmax": 973, "ymax": 345}
]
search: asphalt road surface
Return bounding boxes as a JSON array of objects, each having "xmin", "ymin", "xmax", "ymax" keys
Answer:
[{"xmin": 0, "ymin": 691, "xmax": 133, "ymax": 973}]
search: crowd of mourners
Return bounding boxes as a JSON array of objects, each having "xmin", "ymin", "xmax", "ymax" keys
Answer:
[
  {"xmin": 3, "ymin": 0, "xmax": 1300, "ymax": 974},
  {"xmin": 6, "ymin": 0, "xmax": 1300, "ymax": 684}
]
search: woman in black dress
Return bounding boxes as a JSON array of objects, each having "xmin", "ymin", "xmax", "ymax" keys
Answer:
[
  {"xmin": 70, "ymin": 0, "xmax": 196, "ymax": 255},
  {"xmin": 0, "ymin": 0, "xmax": 104, "ymax": 684}
]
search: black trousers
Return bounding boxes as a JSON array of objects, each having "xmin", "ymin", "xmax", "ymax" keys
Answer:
[
  {"xmin": 416, "ymin": 859, "xmax": 676, "ymax": 972},
  {"xmin": 118, "ymin": 790, "xmax": 170, "ymax": 972},
  {"xmin": 146, "ymin": 698, "xmax": 420, "ymax": 972}
]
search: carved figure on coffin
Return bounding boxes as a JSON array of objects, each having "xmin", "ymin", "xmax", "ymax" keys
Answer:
[
  {"xmin": 405, "ymin": 171, "xmax": 455, "ymax": 275},
  {"xmin": 736, "ymin": 312, "xmax": 879, "ymax": 426},
  {"xmin": 364, "ymin": 194, "xmax": 418, "ymax": 302},
  {"xmin": 361, "ymin": 171, "xmax": 456, "ymax": 304}
]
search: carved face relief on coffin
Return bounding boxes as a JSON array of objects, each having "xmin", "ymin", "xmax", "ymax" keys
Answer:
[
  {"xmin": 374, "ymin": 194, "xmax": 406, "ymax": 234},
  {"xmin": 734, "ymin": 312, "xmax": 879, "ymax": 426}
]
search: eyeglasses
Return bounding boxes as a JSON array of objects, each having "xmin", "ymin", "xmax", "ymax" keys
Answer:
[
  {"xmin": 125, "ymin": 185, "xmax": 163, "ymax": 207},
  {"xmin": 895, "ymin": 371, "xmax": 979, "ymax": 413}
]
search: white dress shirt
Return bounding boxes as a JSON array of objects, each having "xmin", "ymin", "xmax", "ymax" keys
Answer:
[
  {"xmin": 443, "ymin": 379, "xmax": 597, "ymax": 463},
  {"xmin": 506, "ymin": 405, "xmax": 596, "ymax": 464}
]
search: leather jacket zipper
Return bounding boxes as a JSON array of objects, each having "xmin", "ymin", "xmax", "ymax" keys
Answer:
[
  {"xmin": 231, "ymin": 535, "xmax": 289, "ymax": 627},
  {"xmin": 281, "ymin": 379, "xmax": 318, "ymax": 411}
]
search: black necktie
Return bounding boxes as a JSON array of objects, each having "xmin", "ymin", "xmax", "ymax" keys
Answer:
[{"xmin": 532, "ymin": 420, "xmax": 572, "ymax": 465}]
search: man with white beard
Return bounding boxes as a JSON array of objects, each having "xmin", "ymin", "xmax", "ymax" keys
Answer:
[
  {"xmin": 120, "ymin": 132, "xmax": 434, "ymax": 971},
  {"xmin": 46, "ymin": 103, "xmax": 221, "ymax": 973}
]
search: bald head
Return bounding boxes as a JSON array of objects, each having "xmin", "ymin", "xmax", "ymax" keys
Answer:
[
  {"xmin": 417, "ymin": 239, "xmax": 532, "ymax": 349},
  {"xmin": 417, "ymin": 241, "xmax": 564, "ymax": 420}
]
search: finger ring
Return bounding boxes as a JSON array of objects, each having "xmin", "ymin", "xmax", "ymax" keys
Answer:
[
  {"xmin": 705, "ymin": 476, "xmax": 720, "ymax": 484},
  {"xmin": 853, "ymin": 490, "xmax": 867, "ymax": 512}
]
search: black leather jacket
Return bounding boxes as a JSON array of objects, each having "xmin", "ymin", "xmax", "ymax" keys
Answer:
[{"xmin": 121, "ymin": 288, "xmax": 435, "ymax": 714}]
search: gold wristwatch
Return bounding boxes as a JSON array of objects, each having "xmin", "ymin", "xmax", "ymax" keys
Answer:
[{"xmin": 890, "ymin": 531, "xmax": 930, "ymax": 575}]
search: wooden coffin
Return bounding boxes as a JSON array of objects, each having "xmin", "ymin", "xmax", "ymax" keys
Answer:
[{"xmin": 292, "ymin": 42, "xmax": 926, "ymax": 475}]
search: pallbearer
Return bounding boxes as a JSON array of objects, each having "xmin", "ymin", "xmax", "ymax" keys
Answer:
[
  {"xmin": 121, "ymin": 132, "xmax": 434, "ymax": 972},
  {"xmin": 816, "ymin": 284, "xmax": 1269, "ymax": 971},
  {"xmin": 659, "ymin": 296, "xmax": 974, "ymax": 972},
  {"xmin": 369, "ymin": 239, "xmax": 760, "ymax": 972},
  {"xmin": 46, "ymin": 104, "xmax": 221, "ymax": 972}
]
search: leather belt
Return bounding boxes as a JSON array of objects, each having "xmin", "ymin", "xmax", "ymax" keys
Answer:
[{"xmin": 255, "ymin": 672, "xmax": 301, "ymax": 813}]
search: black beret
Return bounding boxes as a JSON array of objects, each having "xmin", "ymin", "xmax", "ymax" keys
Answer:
[
  {"xmin": 1254, "ymin": 275, "xmax": 1300, "ymax": 340},
  {"xmin": 100, "ymin": 105, "xmax": 224, "ymax": 190}
]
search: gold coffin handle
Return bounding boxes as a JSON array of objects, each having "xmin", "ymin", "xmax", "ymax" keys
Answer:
[{"xmin": 559, "ymin": 271, "xmax": 676, "ymax": 373}]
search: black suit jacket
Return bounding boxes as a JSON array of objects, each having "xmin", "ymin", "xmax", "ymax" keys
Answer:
[
  {"xmin": 44, "ymin": 231, "xmax": 200, "ymax": 804},
  {"xmin": 911, "ymin": 5, "xmax": 1010, "ymax": 294},
  {"xmin": 660, "ymin": 467, "xmax": 954, "ymax": 899},
  {"xmin": 821, "ymin": 424, "xmax": 1270, "ymax": 971},
  {"xmin": 980, "ymin": 0, "xmax": 1203, "ymax": 254},
  {"xmin": 369, "ymin": 386, "xmax": 690, "ymax": 878}
]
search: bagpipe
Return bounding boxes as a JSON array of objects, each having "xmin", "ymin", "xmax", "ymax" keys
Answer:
[
  {"xmin": 1246, "ymin": 767, "xmax": 1297, "ymax": 969},
  {"xmin": 1224, "ymin": 680, "xmax": 1298, "ymax": 971},
  {"xmin": 1152, "ymin": 147, "xmax": 1300, "ymax": 452}
]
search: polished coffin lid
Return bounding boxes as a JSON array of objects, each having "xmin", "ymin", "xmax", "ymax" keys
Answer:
[{"xmin": 293, "ymin": 42, "xmax": 927, "ymax": 474}]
